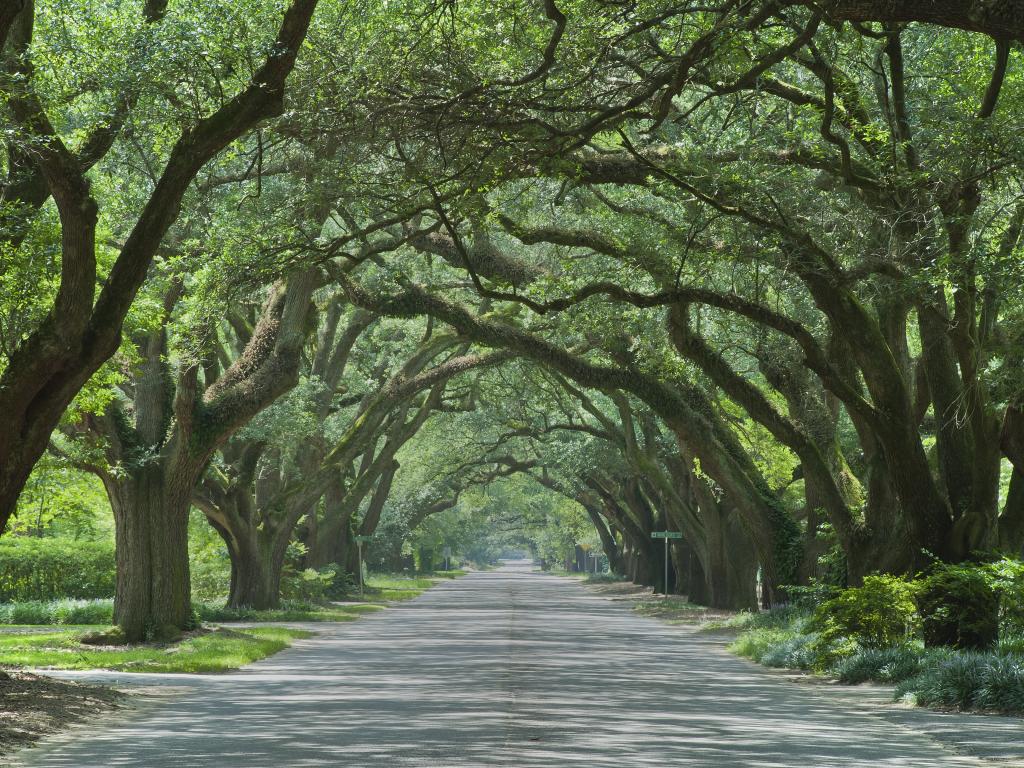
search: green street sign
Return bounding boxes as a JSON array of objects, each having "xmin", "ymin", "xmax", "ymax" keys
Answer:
[
  {"xmin": 651, "ymin": 531, "xmax": 683, "ymax": 540},
  {"xmin": 354, "ymin": 535, "xmax": 372, "ymax": 544}
]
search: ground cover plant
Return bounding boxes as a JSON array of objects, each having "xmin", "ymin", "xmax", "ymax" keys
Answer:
[
  {"xmin": 726, "ymin": 560, "xmax": 1024, "ymax": 713},
  {"xmin": 195, "ymin": 601, "xmax": 384, "ymax": 623},
  {"xmin": 0, "ymin": 599, "xmax": 115, "ymax": 626}
]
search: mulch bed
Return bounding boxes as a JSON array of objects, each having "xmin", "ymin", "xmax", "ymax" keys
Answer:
[{"xmin": 0, "ymin": 670, "xmax": 124, "ymax": 756}]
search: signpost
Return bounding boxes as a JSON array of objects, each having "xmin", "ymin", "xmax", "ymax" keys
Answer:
[
  {"xmin": 443, "ymin": 546, "xmax": 452, "ymax": 572},
  {"xmin": 651, "ymin": 531, "xmax": 683, "ymax": 596},
  {"xmin": 354, "ymin": 535, "xmax": 372, "ymax": 597}
]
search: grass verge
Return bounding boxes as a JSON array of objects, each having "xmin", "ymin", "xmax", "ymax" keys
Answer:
[
  {"xmin": 0, "ymin": 626, "xmax": 311, "ymax": 673},
  {"xmin": 196, "ymin": 601, "xmax": 383, "ymax": 622},
  {"xmin": 0, "ymin": 598, "xmax": 386, "ymax": 627},
  {"xmin": 348, "ymin": 572, "xmax": 464, "ymax": 603}
]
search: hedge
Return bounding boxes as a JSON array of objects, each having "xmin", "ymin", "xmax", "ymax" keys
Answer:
[{"xmin": 0, "ymin": 538, "xmax": 115, "ymax": 601}]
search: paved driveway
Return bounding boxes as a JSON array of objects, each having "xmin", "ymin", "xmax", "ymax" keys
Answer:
[{"xmin": 15, "ymin": 563, "xmax": 1002, "ymax": 766}]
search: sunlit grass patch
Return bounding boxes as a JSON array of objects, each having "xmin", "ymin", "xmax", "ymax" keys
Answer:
[
  {"xmin": 730, "ymin": 627, "xmax": 819, "ymax": 670},
  {"xmin": 0, "ymin": 626, "xmax": 310, "ymax": 673},
  {"xmin": 368, "ymin": 576, "xmax": 437, "ymax": 590},
  {"xmin": 196, "ymin": 601, "xmax": 382, "ymax": 623},
  {"xmin": 344, "ymin": 571, "xmax": 467, "ymax": 603}
]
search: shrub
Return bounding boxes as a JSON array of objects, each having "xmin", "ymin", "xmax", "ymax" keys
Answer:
[
  {"xmin": 281, "ymin": 564, "xmax": 345, "ymax": 603},
  {"xmin": 323, "ymin": 567, "xmax": 356, "ymax": 599},
  {"xmin": 0, "ymin": 538, "xmax": 115, "ymax": 601},
  {"xmin": 813, "ymin": 574, "xmax": 918, "ymax": 650},
  {"xmin": 1000, "ymin": 633, "xmax": 1024, "ymax": 655},
  {"xmin": 986, "ymin": 556, "xmax": 1024, "ymax": 636},
  {"xmin": 189, "ymin": 551, "xmax": 231, "ymax": 601},
  {"xmin": 786, "ymin": 582, "xmax": 841, "ymax": 611},
  {"xmin": 917, "ymin": 562, "xmax": 999, "ymax": 650},
  {"xmin": 834, "ymin": 647, "xmax": 923, "ymax": 684}
]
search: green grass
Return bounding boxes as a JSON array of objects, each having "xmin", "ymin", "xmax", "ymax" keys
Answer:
[
  {"xmin": 350, "ymin": 572, "xmax": 463, "ymax": 603},
  {"xmin": 0, "ymin": 598, "xmax": 387, "ymax": 627},
  {"xmin": 0, "ymin": 626, "xmax": 310, "ymax": 673},
  {"xmin": 0, "ymin": 599, "xmax": 115, "ymax": 626},
  {"xmin": 195, "ymin": 601, "xmax": 384, "ymax": 623}
]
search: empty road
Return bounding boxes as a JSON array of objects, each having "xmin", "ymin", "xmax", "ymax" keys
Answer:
[{"xmin": 16, "ymin": 563, "xmax": 1006, "ymax": 767}]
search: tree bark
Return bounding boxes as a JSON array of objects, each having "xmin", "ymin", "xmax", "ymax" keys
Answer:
[
  {"xmin": 807, "ymin": 0, "xmax": 1024, "ymax": 40},
  {"xmin": 999, "ymin": 468, "xmax": 1024, "ymax": 555},
  {"xmin": 104, "ymin": 466, "xmax": 192, "ymax": 641},
  {"xmin": 224, "ymin": 528, "xmax": 280, "ymax": 610}
]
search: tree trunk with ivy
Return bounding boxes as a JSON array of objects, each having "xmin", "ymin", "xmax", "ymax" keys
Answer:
[
  {"xmin": 103, "ymin": 465, "xmax": 193, "ymax": 640},
  {"xmin": 83, "ymin": 273, "xmax": 315, "ymax": 640}
]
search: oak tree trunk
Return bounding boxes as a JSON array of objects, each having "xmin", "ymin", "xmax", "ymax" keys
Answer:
[{"xmin": 106, "ymin": 467, "xmax": 191, "ymax": 642}]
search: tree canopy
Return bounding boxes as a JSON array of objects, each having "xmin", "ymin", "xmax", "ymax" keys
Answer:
[{"xmin": 1, "ymin": 0, "xmax": 1022, "ymax": 638}]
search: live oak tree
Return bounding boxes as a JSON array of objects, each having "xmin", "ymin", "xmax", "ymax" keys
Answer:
[
  {"xmin": 75, "ymin": 267, "xmax": 316, "ymax": 640},
  {"xmin": 0, "ymin": 0, "xmax": 320, "ymax": 533}
]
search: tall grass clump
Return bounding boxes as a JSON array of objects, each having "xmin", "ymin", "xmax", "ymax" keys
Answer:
[
  {"xmin": 731, "ymin": 623, "xmax": 818, "ymax": 670},
  {"xmin": 834, "ymin": 647, "xmax": 923, "ymax": 684},
  {"xmin": 0, "ymin": 598, "xmax": 114, "ymax": 625}
]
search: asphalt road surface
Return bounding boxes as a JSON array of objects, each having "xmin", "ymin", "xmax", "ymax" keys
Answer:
[{"xmin": 16, "ymin": 562, "xmax": 1002, "ymax": 767}]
